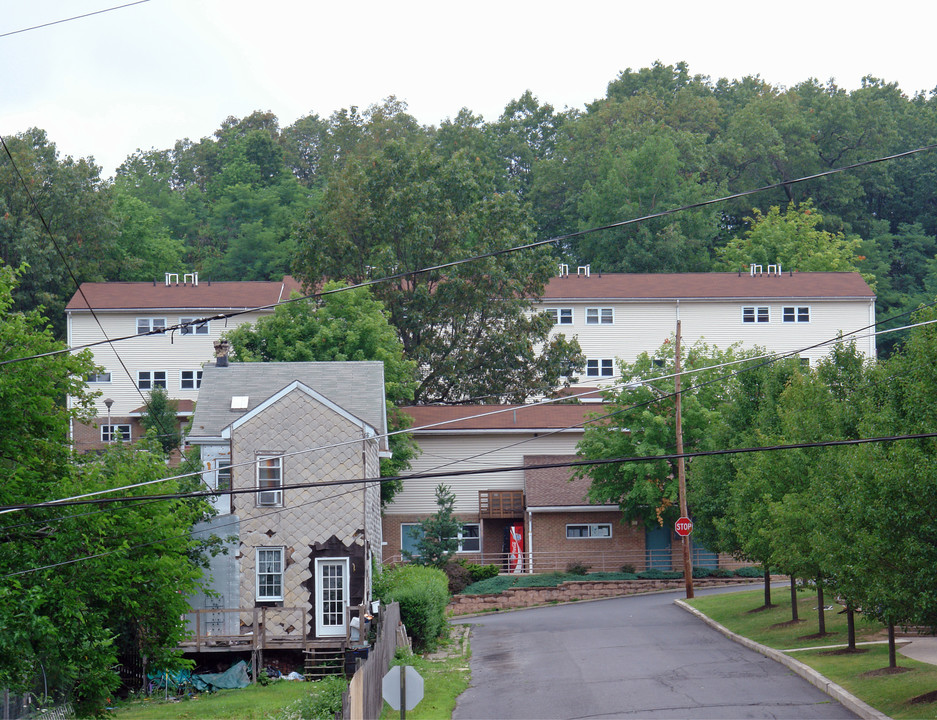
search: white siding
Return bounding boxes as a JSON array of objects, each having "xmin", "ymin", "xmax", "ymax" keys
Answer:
[
  {"xmin": 386, "ymin": 431, "xmax": 583, "ymax": 515},
  {"xmin": 68, "ymin": 309, "xmax": 271, "ymax": 416},
  {"xmin": 541, "ymin": 298, "xmax": 875, "ymax": 385}
]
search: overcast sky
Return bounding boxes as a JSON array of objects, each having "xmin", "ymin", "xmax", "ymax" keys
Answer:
[{"xmin": 3, "ymin": 0, "xmax": 935, "ymax": 178}]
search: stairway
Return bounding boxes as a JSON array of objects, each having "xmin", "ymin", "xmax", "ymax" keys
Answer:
[{"xmin": 303, "ymin": 646, "xmax": 346, "ymax": 679}]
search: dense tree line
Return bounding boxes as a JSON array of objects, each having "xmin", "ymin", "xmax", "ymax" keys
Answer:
[{"xmin": 4, "ymin": 61, "xmax": 937, "ymax": 362}]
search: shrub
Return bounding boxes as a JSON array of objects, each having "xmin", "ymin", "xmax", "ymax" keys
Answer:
[
  {"xmin": 620, "ymin": 563, "xmax": 636, "ymax": 574},
  {"xmin": 444, "ymin": 560, "xmax": 473, "ymax": 594},
  {"xmin": 464, "ymin": 562, "xmax": 500, "ymax": 583},
  {"xmin": 565, "ymin": 561, "xmax": 591, "ymax": 575},
  {"xmin": 374, "ymin": 565, "xmax": 449, "ymax": 651},
  {"xmin": 734, "ymin": 565, "xmax": 764, "ymax": 578},
  {"xmin": 298, "ymin": 675, "xmax": 348, "ymax": 720},
  {"xmin": 692, "ymin": 567, "xmax": 713, "ymax": 578},
  {"xmin": 709, "ymin": 568, "xmax": 735, "ymax": 578},
  {"xmin": 636, "ymin": 569, "xmax": 683, "ymax": 580}
]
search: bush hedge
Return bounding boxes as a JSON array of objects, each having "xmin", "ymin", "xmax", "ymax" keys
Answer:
[
  {"xmin": 374, "ymin": 565, "xmax": 449, "ymax": 651},
  {"xmin": 734, "ymin": 566, "xmax": 764, "ymax": 578}
]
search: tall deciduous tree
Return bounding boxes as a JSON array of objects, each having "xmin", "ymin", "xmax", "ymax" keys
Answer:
[
  {"xmin": 0, "ymin": 263, "xmax": 212, "ymax": 714},
  {"xmin": 295, "ymin": 129, "xmax": 583, "ymax": 404},
  {"xmin": 576, "ymin": 338, "xmax": 748, "ymax": 528},
  {"xmin": 224, "ymin": 282, "xmax": 418, "ymax": 504}
]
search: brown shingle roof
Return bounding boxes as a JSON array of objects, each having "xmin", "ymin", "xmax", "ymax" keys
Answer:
[
  {"xmin": 543, "ymin": 272, "xmax": 874, "ymax": 300},
  {"xmin": 65, "ymin": 276, "xmax": 303, "ymax": 311},
  {"xmin": 400, "ymin": 404, "xmax": 595, "ymax": 432},
  {"xmin": 524, "ymin": 454, "xmax": 606, "ymax": 507}
]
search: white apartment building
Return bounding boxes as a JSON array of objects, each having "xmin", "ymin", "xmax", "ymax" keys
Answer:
[
  {"xmin": 538, "ymin": 267, "xmax": 877, "ymax": 386},
  {"xmin": 65, "ymin": 272, "xmax": 301, "ymax": 450}
]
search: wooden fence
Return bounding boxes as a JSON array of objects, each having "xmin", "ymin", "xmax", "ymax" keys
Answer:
[{"xmin": 341, "ymin": 602, "xmax": 402, "ymax": 720}]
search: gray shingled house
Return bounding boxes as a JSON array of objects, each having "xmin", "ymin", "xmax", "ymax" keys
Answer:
[{"xmin": 184, "ymin": 359, "xmax": 388, "ymax": 652}]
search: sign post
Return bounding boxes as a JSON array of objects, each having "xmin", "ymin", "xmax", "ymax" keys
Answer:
[{"xmin": 383, "ymin": 665, "xmax": 424, "ymax": 719}]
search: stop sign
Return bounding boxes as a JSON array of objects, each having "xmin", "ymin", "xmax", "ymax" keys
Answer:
[{"xmin": 675, "ymin": 516, "xmax": 693, "ymax": 536}]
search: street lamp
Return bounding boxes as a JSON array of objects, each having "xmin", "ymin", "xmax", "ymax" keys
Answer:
[{"xmin": 103, "ymin": 398, "xmax": 114, "ymax": 444}]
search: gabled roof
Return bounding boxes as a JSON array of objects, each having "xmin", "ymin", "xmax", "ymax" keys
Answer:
[
  {"xmin": 65, "ymin": 276, "xmax": 303, "ymax": 311},
  {"xmin": 542, "ymin": 272, "xmax": 875, "ymax": 301},
  {"xmin": 400, "ymin": 404, "xmax": 595, "ymax": 433},
  {"xmin": 188, "ymin": 361, "xmax": 387, "ymax": 448}
]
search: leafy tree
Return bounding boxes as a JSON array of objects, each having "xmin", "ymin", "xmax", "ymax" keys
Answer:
[
  {"xmin": 140, "ymin": 384, "xmax": 182, "ymax": 454},
  {"xmin": 717, "ymin": 202, "xmax": 868, "ymax": 276},
  {"xmin": 0, "ymin": 263, "xmax": 212, "ymax": 713},
  {"xmin": 295, "ymin": 130, "xmax": 583, "ymax": 404},
  {"xmin": 402, "ymin": 484, "xmax": 462, "ymax": 568},
  {"xmin": 690, "ymin": 356, "xmax": 802, "ymax": 607},
  {"xmin": 0, "ymin": 129, "xmax": 115, "ymax": 336},
  {"xmin": 224, "ymin": 281, "xmax": 418, "ymax": 503},
  {"xmin": 577, "ymin": 338, "xmax": 749, "ymax": 528}
]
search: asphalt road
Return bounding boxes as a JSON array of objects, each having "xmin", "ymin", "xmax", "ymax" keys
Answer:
[{"xmin": 452, "ymin": 587, "xmax": 857, "ymax": 720}]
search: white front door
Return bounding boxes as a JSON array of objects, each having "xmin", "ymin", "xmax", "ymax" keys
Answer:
[{"xmin": 315, "ymin": 557, "xmax": 349, "ymax": 637}]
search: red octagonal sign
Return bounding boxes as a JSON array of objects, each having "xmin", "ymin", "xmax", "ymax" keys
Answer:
[{"xmin": 675, "ymin": 516, "xmax": 693, "ymax": 537}]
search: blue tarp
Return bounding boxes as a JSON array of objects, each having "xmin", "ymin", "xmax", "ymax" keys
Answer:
[{"xmin": 149, "ymin": 659, "xmax": 252, "ymax": 693}]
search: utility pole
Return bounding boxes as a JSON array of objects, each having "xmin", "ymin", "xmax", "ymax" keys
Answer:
[{"xmin": 674, "ymin": 316, "xmax": 694, "ymax": 599}]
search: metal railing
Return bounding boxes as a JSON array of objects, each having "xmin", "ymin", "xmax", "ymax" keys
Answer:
[{"xmin": 384, "ymin": 549, "xmax": 745, "ymax": 574}]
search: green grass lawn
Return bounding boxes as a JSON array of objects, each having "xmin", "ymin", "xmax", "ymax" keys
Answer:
[
  {"xmin": 379, "ymin": 630, "xmax": 471, "ymax": 720},
  {"xmin": 688, "ymin": 588, "xmax": 937, "ymax": 719},
  {"xmin": 111, "ymin": 678, "xmax": 328, "ymax": 720}
]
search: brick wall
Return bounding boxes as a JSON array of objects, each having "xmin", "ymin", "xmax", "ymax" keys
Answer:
[
  {"xmin": 529, "ymin": 510, "xmax": 645, "ymax": 572},
  {"xmin": 448, "ymin": 577, "xmax": 761, "ymax": 614},
  {"xmin": 382, "ymin": 513, "xmax": 483, "ymax": 564},
  {"xmin": 73, "ymin": 416, "xmax": 141, "ymax": 452}
]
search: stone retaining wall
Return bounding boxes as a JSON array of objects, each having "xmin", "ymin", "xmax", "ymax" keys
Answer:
[{"xmin": 448, "ymin": 578, "xmax": 761, "ymax": 615}]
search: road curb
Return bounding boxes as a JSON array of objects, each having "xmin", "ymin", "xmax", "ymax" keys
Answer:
[{"xmin": 674, "ymin": 600, "xmax": 890, "ymax": 720}]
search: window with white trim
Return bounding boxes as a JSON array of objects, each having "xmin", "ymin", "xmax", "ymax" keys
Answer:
[
  {"xmin": 586, "ymin": 358, "xmax": 614, "ymax": 378},
  {"xmin": 180, "ymin": 370, "xmax": 203, "ymax": 389},
  {"xmin": 782, "ymin": 306, "xmax": 810, "ymax": 323},
  {"xmin": 179, "ymin": 317, "xmax": 210, "ymax": 335},
  {"xmin": 257, "ymin": 456, "xmax": 283, "ymax": 506},
  {"xmin": 101, "ymin": 424, "xmax": 132, "ymax": 442},
  {"xmin": 136, "ymin": 317, "xmax": 167, "ymax": 335},
  {"xmin": 545, "ymin": 307, "xmax": 573, "ymax": 325},
  {"xmin": 742, "ymin": 306, "xmax": 770, "ymax": 323},
  {"xmin": 585, "ymin": 307, "xmax": 614, "ymax": 325},
  {"xmin": 566, "ymin": 523, "xmax": 612, "ymax": 539},
  {"xmin": 401, "ymin": 523, "xmax": 480, "ymax": 555},
  {"xmin": 137, "ymin": 371, "xmax": 167, "ymax": 390},
  {"xmin": 87, "ymin": 371, "xmax": 111, "ymax": 383},
  {"xmin": 256, "ymin": 547, "xmax": 284, "ymax": 601}
]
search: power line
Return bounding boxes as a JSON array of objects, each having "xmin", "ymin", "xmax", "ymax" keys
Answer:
[
  {"xmin": 2, "ymin": 143, "xmax": 935, "ymax": 369},
  {"xmin": 3, "ymin": 429, "xmax": 935, "ymax": 514},
  {"xmin": 0, "ymin": 134, "xmax": 194, "ymax": 470},
  {"xmin": 0, "ymin": 1, "xmax": 151, "ymax": 39}
]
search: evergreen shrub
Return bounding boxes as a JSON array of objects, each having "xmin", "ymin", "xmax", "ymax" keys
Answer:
[{"xmin": 374, "ymin": 565, "xmax": 449, "ymax": 651}]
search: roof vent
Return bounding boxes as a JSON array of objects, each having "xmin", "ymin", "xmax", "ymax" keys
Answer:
[
  {"xmin": 767, "ymin": 264, "xmax": 781, "ymax": 276},
  {"xmin": 231, "ymin": 396, "xmax": 249, "ymax": 410},
  {"xmin": 184, "ymin": 272, "xmax": 199, "ymax": 286},
  {"xmin": 165, "ymin": 273, "xmax": 179, "ymax": 286},
  {"xmin": 577, "ymin": 264, "xmax": 591, "ymax": 277},
  {"xmin": 558, "ymin": 264, "xmax": 569, "ymax": 277}
]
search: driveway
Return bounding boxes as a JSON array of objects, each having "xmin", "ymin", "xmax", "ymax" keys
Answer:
[{"xmin": 452, "ymin": 588, "xmax": 857, "ymax": 719}]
